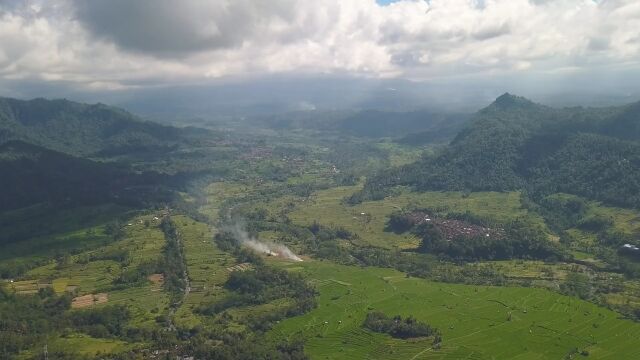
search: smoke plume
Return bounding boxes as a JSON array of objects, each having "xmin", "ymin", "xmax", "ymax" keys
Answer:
[{"xmin": 227, "ymin": 223, "xmax": 303, "ymax": 262}]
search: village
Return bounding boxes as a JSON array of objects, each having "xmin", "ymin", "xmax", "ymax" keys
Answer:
[{"xmin": 404, "ymin": 211, "xmax": 505, "ymax": 241}]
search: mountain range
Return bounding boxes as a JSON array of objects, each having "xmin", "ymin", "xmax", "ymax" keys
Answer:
[
  {"xmin": 0, "ymin": 97, "xmax": 184, "ymax": 157},
  {"xmin": 0, "ymin": 97, "xmax": 189, "ymax": 212}
]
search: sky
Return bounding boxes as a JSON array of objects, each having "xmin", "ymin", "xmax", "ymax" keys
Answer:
[{"xmin": 1, "ymin": 0, "xmax": 640, "ymax": 114}]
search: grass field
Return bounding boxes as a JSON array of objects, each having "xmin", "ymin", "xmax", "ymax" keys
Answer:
[
  {"xmin": 285, "ymin": 186, "xmax": 547, "ymax": 249},
  {"xmin": 13, "ymin": 213, "xmax": 173, "ymax": 356},
  {"xmin": 546, "ymin": 194, "xmax": 640, "ymax": 261},
  {"xmin": 478, "ymin": 260, "xmax": 571, "ymax": 281},
  {"xmin": 172, "ymin": 215, "xmax": 236, "ymax": 329},
  {"xmin": 25, "ymin": 214, "xmax": 166, "ymax": 287},
  {"xmin": 50, "ymin": 334, "xmax": 132, "ymax": 356},
  {"xmin": 374, "ymin": 141, "xmax": 425, "ymax": 167},
  {"xmin": 198, "ymin": 181, "xmax": 254, "ymax": 222},
  {"xmin": 604, "ymin": 278, "xmax": 640, "ymax": 309},
  {"xmin": 15, "ymin": 334, "xmax": 133, "ymax": 359},
  {"xmin": 0, "ymin": 204, "xmax": 130, "ymax": 275},
  {"xmin": 269, "ymin": 260, "xmax": 640, "ymax": 360},
  {"xmin": 78, "ymin": 214, "xmax": 171, "ymax": 329},
  {"xmin": 168, "ymin": 215, "xmax": 306, "ymax": 336},
  {"xmin": 586, "ymin": 202, "xmax": 640, "ymax": 235}
]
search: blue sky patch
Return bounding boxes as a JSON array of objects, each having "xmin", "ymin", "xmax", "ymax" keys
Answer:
[{"xmin": 377, "ymin": 0, "xmax": 402, "ymax": 6}]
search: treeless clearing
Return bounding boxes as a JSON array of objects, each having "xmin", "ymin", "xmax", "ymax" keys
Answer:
[
  {"xmin": 148, "ymin": 273, "xmax": 165, "ymax": 285},
  {"xmin": 71, "ymin": 293, "xmax": 108, "ymax": 309},
  {"xmin": 148, "ymin": 273, "xmax": 165, "ymax": 292},
  {"xmin": 11, "ymin": 280, "xmax": 51, "ymax": 295}
]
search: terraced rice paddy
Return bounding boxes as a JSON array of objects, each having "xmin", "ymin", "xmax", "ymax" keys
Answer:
[
  {"xmin": 269, "ymin": 260, "xmax": 640, "ymax": 359},
  {"xmin": 12, "ymin": 214, "xmax": 172, "ymax": 330},
  {"xmin": 285, "ymin": 186, "xmax": 546, "ymax": 249},
  {"xmin": 171, "ymin": 216, "xmax": 236, "ymax": 329}
]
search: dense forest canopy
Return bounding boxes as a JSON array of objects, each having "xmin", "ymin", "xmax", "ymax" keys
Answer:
[
  {"xmin": 0, "ymin": 140, "xmax": 173, "ymax": 213},
  {"xmin": 0, "ymin": 97, "xmax": 233, "ymax": 215},
  {"xmin": 0, "ymin": 97, "xmax": 192, "ymax": 157},
  {"xmin": 357, "ymin": 93, "xmax": 640, "ymax": 208}
]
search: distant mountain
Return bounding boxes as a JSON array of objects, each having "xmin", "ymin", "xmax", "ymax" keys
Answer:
[
  {"xmin": 0, "ymin": 97, "xmax": 184, "ymax": 157},
  {"xmin": 338, "ymin": 110, "xmax": 469, "ymax": 139},
  {"xmin": 356, "ymin": 94, "xmax": 640, "ymax": 208},
  {"xmin": 490, "ymin": 92, "xmax": 540, "ymax": 110},
  {"xmin": 247, "ymin": 109, "xmax": 469, "ymax": 140},
  {"xmin": 0, "ymin": 140, "xmax": 172, "ymax": 212}
]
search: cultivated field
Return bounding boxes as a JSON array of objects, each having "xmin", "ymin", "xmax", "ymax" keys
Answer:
[
  {"xmin": 269, "ymin": 260, "xmax": 640, "ymax": 359},
  {"xmin": 71, "ymin": 293, "xmax": 108, "ymax": 309},
  {"xmin": 0, "ymin": 204, "xmax": 128, "ymax": 277},
  {"xmin": 11, "ymin": 213, "xmax": 173, "ymax": 356},
  {"xmin": 198, "ymin": 181, "xmax": 254, "ymax": 222},
  {"xmin": 172, "ymin": 215, "xmax": 236, "ymax": 329},
  {"xmin": 285, "ymin": 186, "xmax": 546, "ymax": 249},
  {"xmin": 14, "ymin": 334, "xmax": 133, "ymax": 359}
]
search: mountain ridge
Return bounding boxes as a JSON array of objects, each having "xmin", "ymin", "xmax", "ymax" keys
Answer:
[
  {"xmin": 0, "ymin": 139, "xmax": 172, "ymax": 213},
  {"xmin": 355, "ymin": 94, "xmax": 640, "ymax": 208},
  {"xmin": 0, "ymin": 96, "xmax": 185, "ymax": 157}
]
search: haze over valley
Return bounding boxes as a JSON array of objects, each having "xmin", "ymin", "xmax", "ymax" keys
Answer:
[{"xmin": 3, "ymin": 1, "xmax": 640, "ymax": 359}]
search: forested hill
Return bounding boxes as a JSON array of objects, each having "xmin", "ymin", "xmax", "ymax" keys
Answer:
[
  {"xmin": 0, "ymin": 97, "xmax": 184, "ymax": 156},
  {"xmin": 0, "ymin": 140, "xmax": 172, "ymax": 212},
  {"xmin": 355, "ymin": 93, "xmax": 640, "ymax": 208}
]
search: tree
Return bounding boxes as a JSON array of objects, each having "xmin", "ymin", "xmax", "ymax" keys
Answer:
[{"xmin": 561, "ymin": 272, "xmax": 592, "ymax": 300}]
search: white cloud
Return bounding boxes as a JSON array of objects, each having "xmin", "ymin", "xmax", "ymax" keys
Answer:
[{"xmin": 0, "ymin": 0, "xmax": 639, "ymax": 93}]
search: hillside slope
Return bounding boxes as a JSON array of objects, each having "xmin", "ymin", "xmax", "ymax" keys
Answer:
[
  {"xmin": 358, "ymin": 94, "xmax": 640, "ymax": 208},
  {"xmin": 0, "ymin": 97, "xmax": 184, "ymax": 156},
  {"xmin": 0, "ymin": 140, "xmax": 171, "ymax": 212}
]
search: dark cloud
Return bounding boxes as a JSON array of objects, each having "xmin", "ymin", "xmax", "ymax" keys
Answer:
[
  {"xmin": 0, "ymin": 0, "xmax": 639, "ymax": 108},
  {"xmin": 72, "ymin": 0, "xmax": 293, "ymax": 57},
  {"xmin": 472, "ymin": 23, "xmax": 510, "ymax": 41}
]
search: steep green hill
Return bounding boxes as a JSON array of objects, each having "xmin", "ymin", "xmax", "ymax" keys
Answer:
[
  {"xmin": 358, "ymin": 94, "xmax": 640, "ymax": 208},
  {"xmin": 0, "ymin": 97, "xmax": 183, "ymax": 156},
  {"xmin": 0, "ymin": 140, "xmax": 171, "ymax": 212}
]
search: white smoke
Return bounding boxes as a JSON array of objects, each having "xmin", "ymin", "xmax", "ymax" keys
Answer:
[{"xmin": 227, "ymin": 223, "xmax": 303, "ymax": 262}]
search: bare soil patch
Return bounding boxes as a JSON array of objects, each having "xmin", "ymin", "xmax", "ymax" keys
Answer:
[{"xmin": 71, "ymin": 293, "xmax": 108, "ymax": 309}]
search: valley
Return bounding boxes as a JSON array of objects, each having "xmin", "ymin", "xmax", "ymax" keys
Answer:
[
  {"xmin": 3, "ymin": 95, "xmax": 640, "ymax": 359},
  {"xmin": 5, "ymin": 2, "xmax": 640, "ymax": 359}
]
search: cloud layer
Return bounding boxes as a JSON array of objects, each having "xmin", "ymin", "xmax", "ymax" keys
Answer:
[{"xmin": 1, "ymin": 0, "xmax": 640, "ymax": 96}]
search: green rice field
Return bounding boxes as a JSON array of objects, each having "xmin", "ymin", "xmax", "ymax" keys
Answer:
[{"xmin": 269, "ymin": 260, "xmax": 640, "ymax": 360}]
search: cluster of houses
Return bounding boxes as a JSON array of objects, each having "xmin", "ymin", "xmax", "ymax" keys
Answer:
[{"xmin": 407, "ymin": 211, "xmax": 505, "ymax": 241}]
